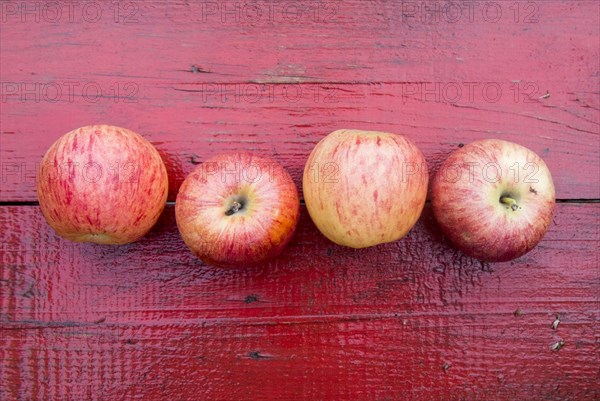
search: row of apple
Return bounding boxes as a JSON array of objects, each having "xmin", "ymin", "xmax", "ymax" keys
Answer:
[{"xmin": 37, "ymin": 125, "xmax": 555, "ymax": 266}]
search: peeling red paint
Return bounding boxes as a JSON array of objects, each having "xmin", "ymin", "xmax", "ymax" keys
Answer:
[{"xmin": 1, "ymin": 1, "xmax": 599, "ymax": 400}]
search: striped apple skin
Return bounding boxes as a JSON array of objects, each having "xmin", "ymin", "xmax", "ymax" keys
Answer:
[{"xmin": 37, "ymin": 125, "xmax": 169, "ymax": 244}]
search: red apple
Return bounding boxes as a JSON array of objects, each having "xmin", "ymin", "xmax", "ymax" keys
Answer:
[
  {"xmin": 37, "ymin": 125, "xmax": 169, "ymax": 244},
  {"xmin": 175, "ymin": 153, "xmax": 300, "ymax": 267},
  {"xmin": 431, "ymin": 139, "xmax": 555, "ymax": 262},
  {"xmin": 302, "ymin": 129, "xmax": 428, "ymax": 248}
]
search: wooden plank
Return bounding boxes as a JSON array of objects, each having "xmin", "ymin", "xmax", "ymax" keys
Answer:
[
  {"xmin": 1, "ymin": 1, "xmax": 599, "ymax": 400},
  {"xmin": 1, "ymin": 203, "xmax": 599, "ymax": 401},
  {"xmin": 1, "ymin": 1, "xmax": 598, "ymax": 84},
  {"xmin": 1, "ymin": 82, "xmax": 598, "ymax": 202},
  {"xmin": 1, "ymin": 1, "xmax": 598, "ymax": 201}
]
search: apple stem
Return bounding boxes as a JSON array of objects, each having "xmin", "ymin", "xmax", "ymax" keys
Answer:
[
  {"xmin": 225, "ymin": 201, "xmax": 243, "ymax": 216},
  {"xmin": 500, "ymin": 196, "xmax": 519, "ymax": 211}
]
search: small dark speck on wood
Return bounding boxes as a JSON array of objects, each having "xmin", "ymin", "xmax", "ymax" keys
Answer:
[
  {"xmin": 190, "ymin": 65, "xmax": 211, "ymax": 74},
  {"xmin": 94, "ymin": 317, "xmax": 106, "ymax": 324},
  {"xmin": 191, "ymin": 154, "xmax": 202, "ymax": 164},
  {"xmin": 244, "ymin": 294, "xmax": 259, "ymax": 304},
  {"xmin": 249, "ymin": 351, "xmax": 270, "ymax": 360},
  {"xmin": 551, "ymin": 339, "xmax": 565, "ymax": 351},
  {"xmin": 552, "ymin": 315, "xmax": 560, "ymax": 330},
  {"xmin": 327, "ymin": 248, "xmax": 333, "ymax": 257},
  {"xmin": 22, "ymin": 285, "xmax": 35, "ymax": 298},
  {"xmin": 514, "ymin": 309, "xmax": 524, "ymax": 317},
  {"xmin": 458, "ymin": 143, "xmax": 464, "ymax": 148}
]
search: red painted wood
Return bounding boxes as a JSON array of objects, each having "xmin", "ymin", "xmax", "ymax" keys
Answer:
[
  {"xmin": 1, "ymin": 204, "xmax": 599, "ymax": 401},
  {"xmin": 1, "ymin": 1, "xmax": 598, "ymax": 201},
  {"xmin": 1, "ymin": 1, "xmax": 599, "ymax": 400}
]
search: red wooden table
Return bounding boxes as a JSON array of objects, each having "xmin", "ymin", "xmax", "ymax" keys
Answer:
[{"xmin": 1, "ymin": 1, "xmax": 599, "ymax": 400}]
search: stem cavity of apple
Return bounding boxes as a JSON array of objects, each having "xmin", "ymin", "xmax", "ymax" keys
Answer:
[
  {"xmin": 500, "ymin": 196, "xmax": 519, "ymax": 211},
  {"xmin": 225, "ymin": 200, "xmax": 244, "ymax": 216}
]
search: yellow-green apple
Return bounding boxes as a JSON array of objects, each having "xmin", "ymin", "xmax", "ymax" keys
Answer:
[
  {"xmin": 175, "ymin": 153, "xmax": 300, "ymax": 267},
  {"xmin": 431, "ymin": 139, "xmax": 555, "ymax": 262},
  {"xmin": 37, "ymin": 125, "xmax": 168, "ymax": 244},
  {"xmin": 302, "ymin": 129, "xmax": 428, "ymax": 248}
]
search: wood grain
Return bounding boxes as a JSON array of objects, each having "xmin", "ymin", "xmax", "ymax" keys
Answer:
[
  {"xmin": 1, "ymin": 1, "xmax": 599, "ymax": 400},
  {"xmin": 1, "ymin": 204, "xmax": 599, "ymax": 401},
  {"xmin": 1, "ymin": 1, "xmax": 598, "ymax": 201}
]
